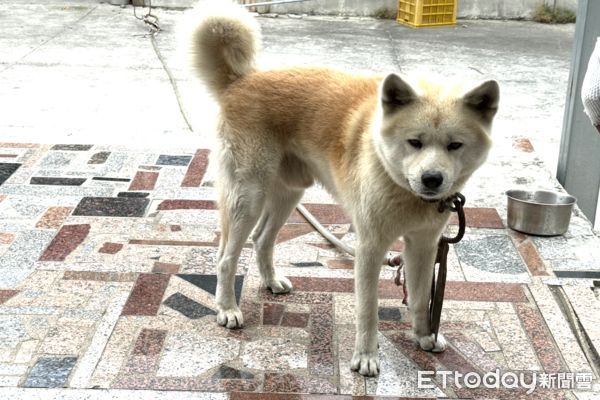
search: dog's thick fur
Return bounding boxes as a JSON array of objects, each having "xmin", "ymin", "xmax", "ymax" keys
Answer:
[{"xmin": 188, "ymin": 1, "xmax": 499, "ymax": 377}]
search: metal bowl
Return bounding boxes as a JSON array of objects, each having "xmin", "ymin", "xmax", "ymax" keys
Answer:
[{"xmin": 506, "ymin": 190, "xmax": 576, "ymax": 236}]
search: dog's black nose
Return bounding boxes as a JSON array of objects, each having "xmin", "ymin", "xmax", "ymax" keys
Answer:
[{"xmin": 421, "ymin": 171, "xmax": 444, "ymax": 189}]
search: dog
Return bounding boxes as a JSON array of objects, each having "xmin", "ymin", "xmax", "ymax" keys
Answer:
[{"xmin": 187, "ymin": 1, "xmax": 499, "ymax": 377}]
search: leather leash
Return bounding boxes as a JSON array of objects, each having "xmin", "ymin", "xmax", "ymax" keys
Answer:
[{"xmin": 389, "ymin": 193, "xmax": 466, "ymax": 341}]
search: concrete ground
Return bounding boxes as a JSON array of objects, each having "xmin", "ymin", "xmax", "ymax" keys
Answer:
[{"xmin": 0, "ymin": 1, "xmax": 599, "ymax": 399}]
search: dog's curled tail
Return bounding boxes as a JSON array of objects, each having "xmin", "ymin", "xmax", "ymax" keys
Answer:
[{"xmin": 187, "ymin": 0, "xmax": 260, "ymax": 98}]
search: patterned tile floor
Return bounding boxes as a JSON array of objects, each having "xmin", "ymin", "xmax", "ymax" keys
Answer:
[{"xmin": 0, "ymin": 142, "xmax": 599, "ymax": 400}]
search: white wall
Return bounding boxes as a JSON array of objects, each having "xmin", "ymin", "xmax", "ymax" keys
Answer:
[{"xmin": 181, "ymin": 0, "xmax": 577, "ymax": 19}]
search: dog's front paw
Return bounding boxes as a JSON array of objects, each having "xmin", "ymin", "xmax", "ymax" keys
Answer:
[
  {"xmin": 350, "ymin": 351, "xmax": 380, "ymax": 377},
  {"xmin": 217, "ymin": 307, "xmax": 244, "ymax": 329},
  {"xmin": 418, "ymin": 332, "xmax": 447, "ymax": 353},
  {"xmin": 266, "ymin": 275, "xmax": 293, "ymax": 294}
]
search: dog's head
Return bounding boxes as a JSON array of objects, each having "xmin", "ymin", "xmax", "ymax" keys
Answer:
[{"xmin": 373, "ymin": 73, "xmax": 499, "ymax": 201}]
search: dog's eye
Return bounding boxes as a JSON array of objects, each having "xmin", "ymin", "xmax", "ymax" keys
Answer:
[
  {"xmin": 407, "ymin": 139, "xmax": 422, "ymax": 149},
  {"xmin": 447, "ymin": 142, "xmax": 463, "ymax": 151}
]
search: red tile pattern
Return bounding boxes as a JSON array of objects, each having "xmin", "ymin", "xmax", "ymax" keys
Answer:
[
  {"xmin": 121, "ymin": 273, "xmax": 171, "ymax": 316},
  {"xmin": 309, "ymin": 303, "xmax": 335, "ymax": 375},
  {"xmin": 263, "ymin": 303, "xmax": 285, "ymax": 325},
  {"xmin": 98, "ymin": 242, "xmax": 124, "ymax": 254},
  {"xmin": 290, "ymin": 277, "xmax": 528, "ymax": 303},
  {"xmin": 35, "ymin": 206, "xmax": 73, "ymax": 229},
  {"xmin": 157, "ymin": 200, "xmax": 217, "ymax": 211},
  {"xmin": 514, "ymin": 239, "xmax": 549, "ymax": 276},
  {"xmin": 263, "ymin": 373, "xmax": 337, "ymax": 394},
  {"xmin": 281, "ymin": 312, "xmax": 309, "ymax": 328},
  {"xmin": 514, "ymin": 138, "xmax": 535, "ymax": 152},
  {"xmin": 515, "ymin": 304, "xmax": 564, "ymax": 373},
  {"xmin": 0, "ymin": 289, "xmax": 19, "ymax": 304},
  {"xmin": 39, "ymin": 224, "xmax": 90, "ymax": 261},
  {"xmin": 449, "ymin": 207, "xmax": 504, "ymax": 228},
  {"xmin": 181, "ymin": 149, "xmax": 210, "ymax": 187},
  {"xmin": 129, "ymin": 171, "xmax": 159, "ymax": 191},
  {"xmin": 152, "ymin": 262, "xmax": 180, "ymax": 274}
]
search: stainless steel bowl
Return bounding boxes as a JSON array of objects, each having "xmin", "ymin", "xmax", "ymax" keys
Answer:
[{"xmin": 506, "ymin": 190, "xmax": 576, "ymax": 236}]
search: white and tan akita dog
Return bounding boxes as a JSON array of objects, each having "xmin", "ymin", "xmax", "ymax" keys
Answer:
[{"xmin": 187, "ymin": 1, "xmax": 499, "ymax": 376}]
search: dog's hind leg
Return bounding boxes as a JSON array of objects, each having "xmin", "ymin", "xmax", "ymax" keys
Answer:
[
  {"xmin": 403, "ymin": 230, "xmax": 447, "ymax": 352},
  {"xmin": 215, "ymin": 171, "xmax": 267, "ymax": 329},
  {"xmin": 251, "ymin": 183, "xmax": 303, "ymax": 293}
]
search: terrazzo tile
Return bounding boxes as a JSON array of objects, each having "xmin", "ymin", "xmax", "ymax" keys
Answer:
[
  {"xmin": 51, "ymin": 144, "xmax": 93, "ymax": 151},
  {"xmin": 23, "ymin": 356, "xmax": 77, "ymax": 388},
  {"xmin": 263, "ymin": 303, "xmax": 285, "ymax": 325},
  {"xmin": 129, "ymin": 171, "xmax": 159, "ymax": 191},
  {"xmin": 212, "ymin": 365, "xmax": 254, "ymax": 380},
  {"xmin": 309, "ymin": 303, "xmax": 334, "ymax": 375},
  {"xmin": 39, "ymin": 323, "xmax": 91, "ymax": 354},
  {"xmin": 0, "ymin": 230, "xmax": 55, "ymax": 287},
  {"xmin": 242, "ymin": 338, "xmax": 307, "ymax": 370},
  {"xmin": 0, "ymin": 290, "xmax": 19, "ymax": 304},
  {"xmin": 132, "ymin": 329, "xmax": 167, "ymax": 356},
  {"xmin": 515, "ymin": 239, "xmax": 549, "ymax": 276},
  {"xmin": 281, "ymin": 312, "xmax": 309, "ymax": 328},
  {"xmin": 455, "ymin": 235, "xmax": 530, "ymax": 283},
  {"xmin": 528, "ymin": 282, "xmax": 592, "ymax": 373},
  {"xmin": 73, "ymin": 197, "xmax": 149, "ymax": 217},
  {"xmin": 156, "ymin": 155, "xmax": 192, "ymax": 166},
  {"xmin": 38, "ymin": 152, "xmax": 78, "ymax": 168},
  {"xmin": 0, "ymin": 163, "xmax": 21, "ymax": 185},
  {"xmin": 30, "ymin": 177, "xmax": 86, "ymax": 186},
  {"xmin": 39, "ymin": 224, "xmax": 90, "ymax": 261},
  {"xmin": 121, "ymin": 273, "xmax": 170, "ymax": 316},
  {"xmin": 88, "ymin": 151, "xmax": 111, "ymax": 164},
  {"xmin": 157, "ymin": 333, "xmax": 239, "ymax": 377},
  {"xmin": 378, "ymin": 307, "xmax": 402, "ymax": 321},
  {"xmin": 98, "ymin": 242, "xmax": 124, "ymax": 254},
  {"xmin": 0, "ymin": 388, "xmax": 226, "ymax": 399},
  {"xmin": 152, "ymin": 262, "xmax": 180, "ymax": 274},
  {"xmin": 13, "ymin": 339, "xmax": 38, "ymax": 364},
  {"xmin": 0, "ymin": 363, "xmax": 28, "ymax": 375},
  {"xmin": 263, "ymin": 373, "xmax": 337, "ymax": 394},
  {"xmin": 62, "ymin": 271, "xmax": 137, "ymax": 282},
  {"xmin": 35, "ymin": 207, "xmax": 73, "ymax": 229},
  {"xmin": 488, "ymin": 311, "xmax": 541, "ymax": 371},
  {"xmin": 163, "ymin": 292, "xmax": 216, "ymax": 319},
  {"xmin": 117, "ymin": 192, "xmax": 149, "ymax": 198},
  {"xmin": 91, "ymin": 177, "xmax": 130, "ymax": 183},
  {"xmin": 181, "ymin": 149, "xmax": 210, "ymax": 187},
  {"xmin": 177, "ymin": 274, "xmax": 244, "ymax": 305},
  {"xmin": 366, "ymin": 333, "xmax": 444, "ymax": 397},
  {"xmin": 157, "ymin": 199, "xmax": 217, "ymax": 211},
  {"xmin": 449, "ymin": 207, "xmax": 504, "ymax": 229},
  {"xmin": 0, "ymin": 316, "xmax": 27, "ymax": 342},
  {"xmin": 515, "ymin": 303, "xmax": 564, "ymax": 373},
  {"xmin": 0, "ymin": 184, "xmax": 114, "ymax": 197},
  {"xmin": 563, "ymin": 286, "xmax": 600, "ymax": 357}
]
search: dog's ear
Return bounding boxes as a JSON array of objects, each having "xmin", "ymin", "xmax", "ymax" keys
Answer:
[
  {"xmin": 381, "ymin": 73, "xmax": 417, "ymax": 112},
  {"xmin": 463, "ymin": 80, "xmax": 500, "ymax": 123}
]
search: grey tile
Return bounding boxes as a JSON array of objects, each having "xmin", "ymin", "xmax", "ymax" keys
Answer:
[
  {"xmin": 455, "ymin": 235, "xmax": 529, "ymax": 281},
  {"xmin": 73, "ymin": 197, "xmax": 149, "ymax": 217},
  {"xmin": 378, "ymin": 307, "xmax": 402, "ymax": 321},
  {"xmin": 24, "ymin": 356, "xmax": 77, "ymax": 388},
  {"xmin": 156, "ymin": 155, "xmax": 192, "ymax": 166},
  {"xmin": 211, "ymin": 365, "xmax": 254, "ymax": 380},
  {"xmin": 177, "ymin": 274, "xmax": 244, "ymax": 305},
  {"xmin": 163, "ymin": 293, "xmax": 216, "ymax": 319},
  {"xmin": 30, "ymin": 177, "xmax": 86, "ymax": 186},
  {"xmin": 0, "ymin": 163, "xmax": 21, "ymax": 185},
  {"xmin": 51, "ymin": 144, "xmax": 93, "ymax": 151}
]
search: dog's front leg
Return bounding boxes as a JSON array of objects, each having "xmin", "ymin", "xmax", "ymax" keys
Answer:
[
  {"xmin": 350, "ymin": 241, "xmax": 389, "ymax": 377},
  {"xmin": 403, "ymin": 231, "xmax": 447, "ymax": 352}
]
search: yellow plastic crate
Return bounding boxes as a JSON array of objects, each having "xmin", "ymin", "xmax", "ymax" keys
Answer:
[{"xmin": 397, "ymin": 0, "xmax": 457, "ymax": 28}]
